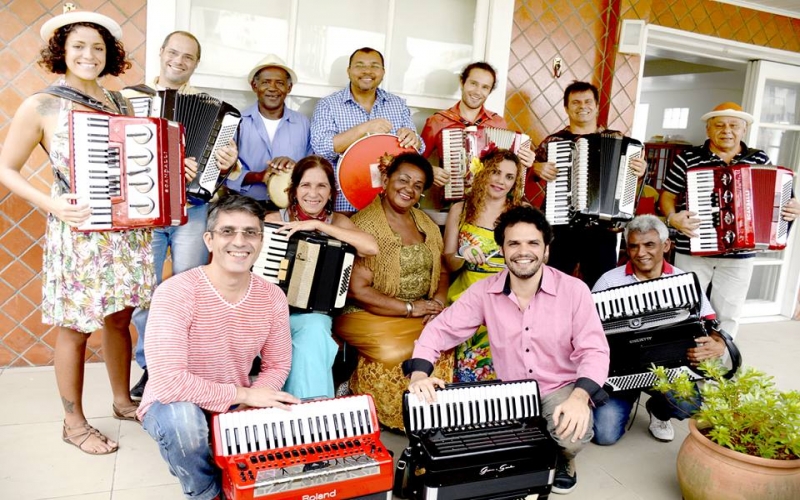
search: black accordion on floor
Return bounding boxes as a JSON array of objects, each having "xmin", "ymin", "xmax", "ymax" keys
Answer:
[
  {"xmin": 394, "ymin": 380, "xmax": 559, "ymax": 500},
  {"xmin": 251, "ymin": 223, "xmax": 356, "ymax": 314}
]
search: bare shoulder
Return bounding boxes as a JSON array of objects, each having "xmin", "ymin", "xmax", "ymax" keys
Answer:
[
  {"xmin": 331, "ymin": 212, "xmax": 357, "ymax": 228},
  {"xmin": 264, "ymin": 211, "xmax": 282, "ymax": 222},
  {"xmin": 24, "ymin": 93, "xmax": 60, "ymax": 118}
]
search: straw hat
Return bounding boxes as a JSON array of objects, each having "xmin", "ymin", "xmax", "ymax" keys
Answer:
[
  {"xmin": 700, "ymin": 102, "xmax": 754, "ymax": 125},
  {"xmin": 40, "ymin": 4, "xmax": 123, "ymax": 41},
  {"xmin": 247, "ymin": 54, "xmax": 297, "ymax": 85}
]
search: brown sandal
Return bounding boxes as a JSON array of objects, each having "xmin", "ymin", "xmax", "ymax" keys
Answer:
[
  {"xmin": 111, "ymin": 403, "xmax": 141, "ymax": 425},
  {"xmin": 62, "ymin": 420, "xmax": 118, "ymax": 455},
  {"xmin": 112, "ymin": 403, "xmax": 141, "ymax": 424}
]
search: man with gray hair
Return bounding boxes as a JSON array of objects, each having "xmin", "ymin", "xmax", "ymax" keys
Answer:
[
  {"xmin": 659, "ymin": 102, "xmax": 800, "ymax": 338},
  {"xmin": 591, "ymin": 215, "xmax": 725, "ymax": 444}
]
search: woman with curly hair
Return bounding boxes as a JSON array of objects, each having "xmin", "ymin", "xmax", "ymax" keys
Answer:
[
  {"xmin": 442, "ymin": 148, "xmax": 526, "ymax": 382},
  {"xmin": 0, "ymin": 10, "xmax": 149, "ymax": 454}
]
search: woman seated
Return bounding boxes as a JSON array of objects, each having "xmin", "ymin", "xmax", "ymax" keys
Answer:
[
  {"xmin": 334, "ymin": 153, "xmax": 453, "ymax": 430},
  {"xmin": 265, "ymin": 155, "xmax": 378, "ymax": 399},
  {"xmin": 443, "ymin": 149, "xmax": 526, "ymax": 382}
]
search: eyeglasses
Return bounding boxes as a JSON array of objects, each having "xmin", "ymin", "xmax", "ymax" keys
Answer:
[
  {"xmin": 210, "ymin": 228, "xmax": 263, "ymax": 240},
  {"xmin": 351, "ymin": 63, "xmax": 384, "ymax": 71}
]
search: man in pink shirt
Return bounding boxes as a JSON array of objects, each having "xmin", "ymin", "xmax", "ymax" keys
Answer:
[
  {"xmin": 406, "ymin": 205, "xmax": 609, "ymax": 495},
  {"xmin": 138, "ymin": 194, "xmax": 300, "ymax": 500}
]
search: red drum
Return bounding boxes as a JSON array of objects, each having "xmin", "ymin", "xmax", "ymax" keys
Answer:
[{"xmin": 337, "ymin": 134, "xmax": 416, "ymax": 210}]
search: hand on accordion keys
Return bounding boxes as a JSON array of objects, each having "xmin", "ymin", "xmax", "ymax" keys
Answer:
[
  {"xmin": 431, "ymin": 166, "xmax": 450, "ymax": 188},
  {"xmin": 215, "ymin": 139, "xmax": 238, "ymax": 174},
  {"xmin": 628, "ymin": 156, "xmax": 647, "ymax": 178},
  {"xmin": 533, "ymin": 161, "xmax": 559, "ymax": 182},
  {"xmin": 669, "ymin": 210, "xmax": 702, "ymax": 238},
  {"xmin": 51, "ymin": 193, "xmax": 92, "ymax": 227},
  {"xmin": 234, "ymin": 386, "xmax": 300, "ymax": 410},
  {"xmin": 407, "ymin": 371, "xmax": 447, "ymax": 404},
  {"xmin": 273, "ymin": 219, "xmax": 323, "ymax": 238},
  {"xmin": 782, "ymin": 197, "xmax": 800, "ymax": 222}
]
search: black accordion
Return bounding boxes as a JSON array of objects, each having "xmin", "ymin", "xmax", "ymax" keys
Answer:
[
  {"xmin": 126, "ymin": 86, "xmax": 241, "ymax": 204},
  {"xmin": 251, "ymin": 223, "xmax": 356, "ymax": 314},
  {"xmin": 592, "ymin": 273, "xmax": 710, "ymax": 392},
  {"xmin": 545, "ymin": 132, "xmax": 642, "ymax": 226},
  {"xmin": 394, "ymin": 380, "xmax": 558, "ymax": 500}
]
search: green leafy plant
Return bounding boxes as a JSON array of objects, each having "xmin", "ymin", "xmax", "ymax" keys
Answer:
[{"xmin": 651, "ymin": 361, "xmax": 800, "ymax": 460}]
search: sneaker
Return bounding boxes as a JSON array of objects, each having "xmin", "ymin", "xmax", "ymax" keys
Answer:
[
  {"xmin": 647, "ymin": 411, "xmax": 675, "ymax": 442},
  {"xmin": 130, "ymin": 369, "xmax": 148, "ymax": 401},
  {"xmin": 552, "ymin": 456, "xmax": 577, "ymax": 494}
]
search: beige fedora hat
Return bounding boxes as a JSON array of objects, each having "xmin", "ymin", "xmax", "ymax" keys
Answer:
[{"xmin": 247, "ymin": 54, "xmax": 298, "ymax": 85}]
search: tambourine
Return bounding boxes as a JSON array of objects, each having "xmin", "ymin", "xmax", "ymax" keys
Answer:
[
  {"xmin": 337, "ymin": 134, "xmax": 416, "ymax": 210},
  {"xmin": 266, "ymin": 169, "xmax": 292, "ymax": 208}
]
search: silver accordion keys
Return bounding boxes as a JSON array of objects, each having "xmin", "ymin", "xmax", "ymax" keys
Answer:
[
  {"xmin": 545, "ymin": 131, "xmax": 642, "ymax": 226},
  {"xmin": 251, "ymin": 223, "xmax": 356, "ymax": 313},
  {"xmin": 394, "ymin": 380, "xmax": 558, "ymax": 500}
]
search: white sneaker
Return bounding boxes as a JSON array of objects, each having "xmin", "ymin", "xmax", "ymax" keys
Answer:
[{"xmin": 648, "ymin": 412, "xmax": 675, "ymax": 442}]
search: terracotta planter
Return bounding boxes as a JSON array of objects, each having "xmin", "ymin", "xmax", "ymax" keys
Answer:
[{"xmin": 677, "ymin": 420, "xmax": 800, "ymax": 500}]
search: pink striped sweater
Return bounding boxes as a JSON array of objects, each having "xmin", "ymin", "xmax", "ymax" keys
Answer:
[{"xmin": 137, "ymin": 267, "xmax": 291, "ymax": 418}]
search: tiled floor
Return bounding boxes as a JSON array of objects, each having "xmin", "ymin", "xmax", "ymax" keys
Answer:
[{"xmin": 0, "ymin": 320, "xmax": 797, "ymax": 500}]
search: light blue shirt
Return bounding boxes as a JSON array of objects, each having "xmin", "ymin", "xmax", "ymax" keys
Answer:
[
  {"xmin": 228, "ymin": 104, "xmax": 312, "ymax": 201},
  {"xmin": 311, "ymin": 86, "xmax": 423, "ymax": 212}
]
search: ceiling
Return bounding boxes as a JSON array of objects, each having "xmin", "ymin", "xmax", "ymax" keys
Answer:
[{"xmin": 716, "ymin": 0, "xmax": 800, "ymax": 19}]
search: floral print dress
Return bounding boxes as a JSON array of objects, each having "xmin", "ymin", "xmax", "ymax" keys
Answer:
[
  {"xmin": 446, "ymin": 222, "xmax": 504, "ymax": 382},
  {"xmin": 41, "ymin": 95, "xmax": 156, "ymax": 333}
]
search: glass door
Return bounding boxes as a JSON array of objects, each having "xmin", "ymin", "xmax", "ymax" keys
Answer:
[{"xmin": 741, "ymin": 60, "xmax": 800, "ymax": 318}]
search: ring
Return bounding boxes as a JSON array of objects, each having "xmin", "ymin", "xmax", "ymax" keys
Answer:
[{"xmin": 471, "ymin": 248, "xmax": 479, "ymax": 257}]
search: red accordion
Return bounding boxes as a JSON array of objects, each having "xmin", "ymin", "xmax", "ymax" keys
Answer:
[
  {"xmin": 212, "ymin": 395, "xmax": 393, "ymax": 500},
  {"xmin": 68, "ymin": 110, "xmax": 186, "ymax": 231},
  {"xmin": 687, "ymin": 164, "xmax": 794, "ymax": 255}
]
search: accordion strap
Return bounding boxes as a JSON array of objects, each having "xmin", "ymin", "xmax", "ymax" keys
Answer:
[
  {"xmin": 392, "ymin": 447, "xmax": 414, "ymax": 499},
  {"xmin": 714, "ymin": 327, "xmax": 742, "ymax": 380},
  {"xmin": 123, "ymin": 83, "xmax": 157, "ymax": 96},
  {"xmin": 39, "ymin": 85, "xmax": 130, "ymax": 116}
]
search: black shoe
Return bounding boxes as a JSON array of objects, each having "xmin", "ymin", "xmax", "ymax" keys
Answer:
[
  {"xmin": 552, "ymin": 455, "xmax": 577, "ymax": 494},
  {"xmin": 130, "ymin": 369, "xmax": 148, "ymax": 401}
]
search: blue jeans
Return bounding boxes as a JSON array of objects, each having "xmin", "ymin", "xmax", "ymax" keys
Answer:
[
  {"xmin": 592, "ymin": 388, "xmax": 701, "ymax": 445},
  {"xmin": 142, "ymin": 401, "xmax": 220, "ymax": 500},
  {"xmin": 132, "ymin": 204, "xmax": 209, "ymax": 368}
]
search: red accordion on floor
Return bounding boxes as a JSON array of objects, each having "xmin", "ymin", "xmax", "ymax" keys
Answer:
[
  {"xmin": 68, "ymin": 110, "xmax": 186, "ymax": 231},
  {"xmin": 212, "ymin": 395, "xmax": 393, "ymax": 500},
  {"xmin": 687, "ymin": 164, "xmax": 794, "ymax": 255}
]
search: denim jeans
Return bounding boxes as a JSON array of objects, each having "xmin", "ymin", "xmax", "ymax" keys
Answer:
[
  {"xmin": 142, "ymin": 401, "xmax": 220, "ymax": 500},
  {"xmin": 592, "ymin": 388, "xmax": 701, "ymax": 445},
  {"xmin": 132, "ymin": 204, "xmax": 209, "ymax": 368}
]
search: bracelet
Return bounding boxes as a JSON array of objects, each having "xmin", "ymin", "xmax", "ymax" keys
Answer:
[
  {"xmin": 666, "ymin": 212, "xmax": 675, "ymax": 228},
  {"xmin": 457, "ymin": 244, "xmax": 471, "ymax": 257},
  {"xmin": 405, "ymin": 301, "xmax": 413, "ymax": 318}
]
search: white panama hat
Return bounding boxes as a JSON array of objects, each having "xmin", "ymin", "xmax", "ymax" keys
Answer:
[
  {"xmin": 247, "ymin": 54, "xmax": 298, "ymax": 85},
  {"xmin": 40, "ymin": 8, "xmax": 123, "ymax": 42}
]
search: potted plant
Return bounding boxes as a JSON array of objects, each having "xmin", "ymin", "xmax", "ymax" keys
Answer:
[{"xmin": 651, "ymin": 361, "xmax": 800, "ymax": 500}]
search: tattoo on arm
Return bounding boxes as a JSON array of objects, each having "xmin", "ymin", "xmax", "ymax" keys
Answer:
[
  {"xmin": 61, "ymin": 396, "xmax": 75, "ymax": 414},
  {"xmin": 36, "ymin": 97, "xmax": 60, "ymax": 117}
]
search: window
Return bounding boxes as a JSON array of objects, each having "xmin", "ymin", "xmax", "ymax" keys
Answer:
[
  {"xmin": 145, "ymin": 0, "xmax": 513, "ymax": 118},
  {"xmin": 662, "ymin": 107, "xmax": 689, "ymax": 129}
]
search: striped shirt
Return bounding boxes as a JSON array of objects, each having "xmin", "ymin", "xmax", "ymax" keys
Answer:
[
  {"xmin": 310, "ymin": 86, "xmax": 423, "ymax": 212},
  {"xmin": 138, "ymin": 267, "xmax": 292, "ymax": 418},
  {"xmin": 592, "ymin": 262, "xmax": 716, "ymax": 319},
  {"xmin": 661, "ymin": 140, "xmax": 770, "ymax": 254}
]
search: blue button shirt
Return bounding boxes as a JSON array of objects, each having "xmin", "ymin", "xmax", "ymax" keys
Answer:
[
  {"xmin": 311, "ymin": 86, "xmax": 423, "ymax": 212},
  {"xmin": 228, "ymin": 104, "xmax": 312, "ymax": 201}
]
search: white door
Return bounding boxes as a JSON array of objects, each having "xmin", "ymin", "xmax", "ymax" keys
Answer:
[{"xmin": 741, "ymin": 60, "xmax": 800, "ymax": 318}]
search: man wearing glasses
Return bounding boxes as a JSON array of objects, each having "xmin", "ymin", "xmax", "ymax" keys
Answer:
[
  {"xmin": 138, "ymin": 194, "xmax": 300, "ymax": 500},
  {"xmin": 311, "ymin": 47, "xmax": 423, "ymax": 213}
]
